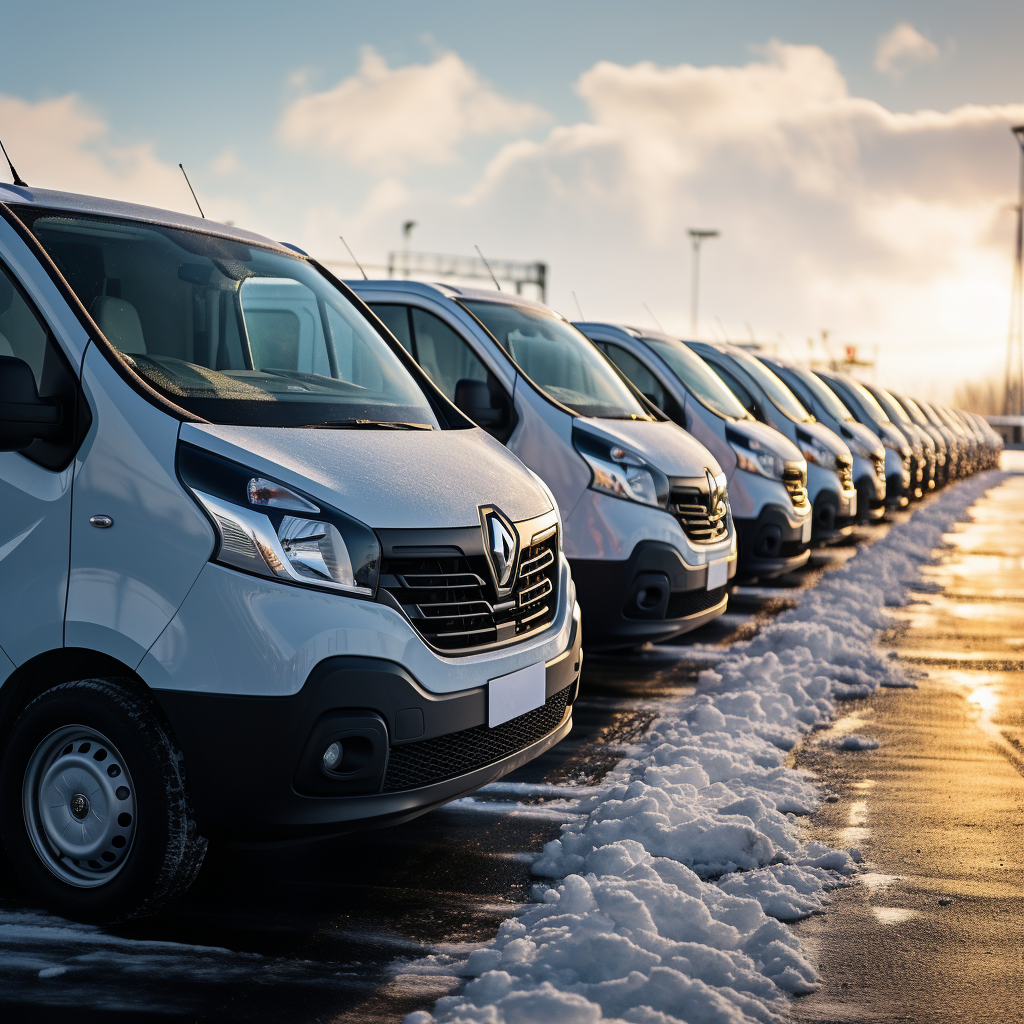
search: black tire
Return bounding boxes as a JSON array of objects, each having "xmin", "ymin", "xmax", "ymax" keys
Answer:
[{"xmin": 0, "ymin": 678, "xmax": 207, "ymax": 922}]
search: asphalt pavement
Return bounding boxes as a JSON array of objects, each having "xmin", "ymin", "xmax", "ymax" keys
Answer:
[{"xmin": 790, "ymin": 452, "xmax": 1024, "ymax": 1024}]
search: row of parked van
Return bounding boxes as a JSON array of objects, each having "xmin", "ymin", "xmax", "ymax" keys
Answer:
[{"xmin": 0, "ymin": 186, "xmax": 1000, "ymax": 921}]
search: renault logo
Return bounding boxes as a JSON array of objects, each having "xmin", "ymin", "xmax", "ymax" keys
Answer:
[
  {"xmin": 479, "ymin": 506, "xmax": 519, "ymax": 594},
  {"xmin": 705, "ymin": 469, "xmax": 720, "ymax": 518}
]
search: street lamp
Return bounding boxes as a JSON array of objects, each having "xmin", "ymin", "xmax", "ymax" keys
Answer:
[{"xmin": 688, "ymin": 229, "xmax": 719, "ymax": 338}]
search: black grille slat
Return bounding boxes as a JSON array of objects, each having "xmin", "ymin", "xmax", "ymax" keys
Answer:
[
  {"xmin": 380, "ymin": 533, "xmax": 559, "ymax": 653},
  {"xmin": 383, "ymin": 685, "xmax": 572, "ymax": 791},
  {"xmin": 665, "ymin": 586, "xmax": 727, "ymax": 619}
]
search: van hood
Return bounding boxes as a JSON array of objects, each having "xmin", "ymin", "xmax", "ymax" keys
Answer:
[
  {"xmin": 575, "ymin": 417, "xmax": 722, "ymax": 477},
  {"xmin": 796, "ymin": 419, "xmax": 850, "ymax": 458},
  {"xmin": 726, "ymin": 418, "xmax": 803, "ymax": 462},
  {"xmin": 179, "ymin": 423, "xmax": 551, "ymax": 529}
]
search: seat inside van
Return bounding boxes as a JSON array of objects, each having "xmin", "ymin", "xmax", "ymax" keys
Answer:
[{"xmin": 91, "ymin": 296, "xmax": 147, "ymax": 354}]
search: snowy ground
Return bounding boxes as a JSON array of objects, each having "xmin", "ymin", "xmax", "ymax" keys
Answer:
[{"xmin": 404, "ymin": 471, "xmax": 1006, "ymax": 1024}]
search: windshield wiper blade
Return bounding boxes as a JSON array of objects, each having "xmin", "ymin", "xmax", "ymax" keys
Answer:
[{"xmin": 310, "ymin": 419, "xmax": 434, "ymax": 430}]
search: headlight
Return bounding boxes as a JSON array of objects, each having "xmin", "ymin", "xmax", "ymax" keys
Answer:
[
  {"xmin": 848, "ymin": 438, "xmax": 874, "ymax": 460},
  {"xmin": 179, "ymin": 445, "xmax": 379, "ymax": 596},
  {"xmin": 573, "ymin": 429, "xmax": 669, "ymax": 507},
  {"xmin": 797, "ymin": 436, "xmax": 838, "ymax": 471},
  {"xmin": 725, "ymin": 427, "xmax": 788, "ymax": 481}
]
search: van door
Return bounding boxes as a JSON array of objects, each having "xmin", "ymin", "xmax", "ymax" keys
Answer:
[{"xmin": 0, "ymin": 260, "xmax": 77, "ymax": 665}]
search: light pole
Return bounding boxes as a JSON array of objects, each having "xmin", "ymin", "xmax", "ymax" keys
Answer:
[
  {"xmin": 688, "ymin": 228, "xmax": 719, "ymax": 338},
  {"xmin": 401, "ymin": 220, "xmax": 417, "ymax": 278},
  {"xmin": 1005, "ymin": 128, "xmax": 1024, "ymax": 416}
]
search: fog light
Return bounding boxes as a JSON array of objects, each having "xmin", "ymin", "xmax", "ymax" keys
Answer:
[{"xmin": 323, "ymin": 742, "xmax": 342, "ymax": 771}]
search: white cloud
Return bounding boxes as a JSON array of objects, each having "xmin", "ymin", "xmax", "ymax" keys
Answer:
[
  {"xmin": 0, "ymin": 93, "xmax": 194, "ymax": 210},
  {"xmin": 345, "ymin": 43, "xmax": 1021, "ymax": 397},
  {"xmin": 278, "ymin": 47, "xmax": 548, "ymax": 172},
  {"xmin": 0, "ymin": 92, "xmax": 250, "ymax": 228},
  {"xmin": 875, "ymin": 23, "xmax": 940, "ymax": 80}
]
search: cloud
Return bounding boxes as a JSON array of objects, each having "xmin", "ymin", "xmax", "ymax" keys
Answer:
[
  {"xmin": 875, "ymin": 23, "xmax": 940, "ymax": 80},
  {"xmin": 0, "ymin": 92, "xmax": 244, "ymax": 224},
  {"xmin": 278, "ymin": 47, "xmax": 548, "ymax": 172},
  {"xmin": 352, "ymin": 42, "xmax": 1021, "ymax": 395}
]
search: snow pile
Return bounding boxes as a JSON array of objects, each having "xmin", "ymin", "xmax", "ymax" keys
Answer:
[{"xmin": 409, "ymin": 472, "xmax": 1003, "ymax": 1024}]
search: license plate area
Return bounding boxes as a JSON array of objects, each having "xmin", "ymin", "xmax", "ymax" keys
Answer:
[
  {"xmin": 801, "ymin": 517, "xmax": 812, "ymax": 543},
  {"xmin": 707, "ymin": 558, "xmax": 728, "ymax": 590},
  {"xmin": 488, "ymin": 662, "xmax": 545, "ymax": 728}
]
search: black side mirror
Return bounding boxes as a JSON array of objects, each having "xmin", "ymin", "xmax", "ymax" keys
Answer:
[
  {"xmin": 0, "ymin": 356, "xmax": 63, "ymax": 451},
  {"xmin": 454, "ymin": 378, "xmax": 504, "ymax": 427}
]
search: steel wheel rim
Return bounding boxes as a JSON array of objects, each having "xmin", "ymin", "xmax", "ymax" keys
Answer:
[{"xmin": 23, "ymin": 725, "xmax": 138, "ymax": 888}]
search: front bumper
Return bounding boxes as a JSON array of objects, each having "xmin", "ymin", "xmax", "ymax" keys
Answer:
[
  {"xmin": 735, "ymin": 502, "xmax": 811, "ymax": 580},
  {"xmin": 569, "ymin": 540, "xmax": 735, "ymax": 650},
  {"xmin": 154, "ymin": 605, "xmax": 583, "ymax": 842}
]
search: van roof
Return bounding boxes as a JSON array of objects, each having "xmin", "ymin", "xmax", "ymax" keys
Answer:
[
  {"xmin": 347, "ymin": 277, "xmax": 556, "ymax": 315},
  {"xmin": 0, "ymin": 184, "xmax": 293, "ymax": 255}
]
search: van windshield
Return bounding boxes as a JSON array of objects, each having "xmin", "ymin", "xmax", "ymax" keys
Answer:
[
  {"xmin": 725, "ymin": 347, "xmax": 813, "ymax": 423},
  {"xmin": 461, "ymin": 300, "xmax": 650, "ymax": 420},
  {"xmin": 643, "ymin": 336, "xmax": 749, "ymax": 419},
  {"xmin": 17, "ymin": 209, "xmax": 437, "ymax": 428},
  {"xmin": 786, "ymin": 364, "xmax": 854, "ymax": 423}
]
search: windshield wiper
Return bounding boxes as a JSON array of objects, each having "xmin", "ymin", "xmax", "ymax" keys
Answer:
[{"xmin": 309, "ymin": 419, "xmax": 434, "ymax": 430}]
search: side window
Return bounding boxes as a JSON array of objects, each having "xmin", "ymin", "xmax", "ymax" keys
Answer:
[
  {"xmin": 604, "ymin": 344, "xmax": 665, "ymax": 409},
  {"xmin": 409, "ymin": 307, "xmax": 489, "ymax": 402},
  {"xmin": 0, "ymin": 260, "xmax": 87, "ymax": 470},
  {"xmin": 369, "ymin": 303, "xmax": 414, "ymax": 355},
  {"xmin": 0, "ymin": 262, "xmax": 49, "ymax": 386}
]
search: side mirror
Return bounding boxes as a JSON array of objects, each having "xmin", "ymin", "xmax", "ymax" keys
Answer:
[
  {"xmin": 0, "ymin": 356, "xmax": 63, "ymax": 451},
  {"xmin": 454, "ymin": 378, "xmax": 504, "ymax": 427}
]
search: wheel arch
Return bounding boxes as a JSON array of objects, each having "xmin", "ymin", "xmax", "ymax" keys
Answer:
[{"xmin": 0, "ymin": 648, "xmax": 148, "ymax": 746}]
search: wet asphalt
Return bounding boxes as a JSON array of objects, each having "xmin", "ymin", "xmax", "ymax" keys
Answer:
[
  {"xmin": 0, "ymin": 466, "xmax": 1013, "ymax": 1023},
  {"xmin": 790, "ymin": 453, "xmax": 1024, "ymax": 1024}
]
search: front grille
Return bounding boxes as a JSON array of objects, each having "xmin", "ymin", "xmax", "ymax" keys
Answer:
[
  {"xmin": 382, "ymin": 685, "xmax": 572, "ymax": 792},
  {"xmin": 379, "ymin": 529, "xmax": 559, "ymax": 653},
  {"xmin": 666, "ymin": 586, "xmax": 727, "ymax": 619},
  {"xmin": 872, "ymin": 454, "xmax": 886, "ymax": 482},
  {"xmin": 837, "ymin": 455, "xmax": 854, "ymax": 492},
  {"xmin": 783, "ymin": 464, "xmax": 809, "ymax": 509},
  {"xmin": 667, "ymin": 476, "xmax": 729, "ymax": 544}
]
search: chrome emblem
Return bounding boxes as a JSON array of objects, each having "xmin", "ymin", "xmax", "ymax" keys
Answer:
[
  {"xmin": 480, "ymin": 506, "xmax": 519, "ymax": 594},
  {"xmin": 705, "ymin": 469, "xmax": 721, "ymax": 518}
]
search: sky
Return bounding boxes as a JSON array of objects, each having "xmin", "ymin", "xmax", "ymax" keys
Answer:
[{"xmin": 1, "ymin": 0, "xmax": 1022, "ymax": 399}]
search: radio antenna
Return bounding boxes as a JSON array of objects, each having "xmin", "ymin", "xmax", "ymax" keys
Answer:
[
  {"xmin": 178, "ymin": 163, "xmax": 205, "ymax": 218},
  {"xmin": 643, "ymin": 302, "xmax": 664, "ymax": 332},
  {"xmin": 572, "ymin": 291, "xmax": 585, "ymax": 320},
  {"xmin": 0, "ymin": 136, "xmax": 27, "ymax": 187},
  {"xmin": 339, "ymin": 234, "xmax": 368, "ymax": 279},
  {"xmin": 474, "ymin": 245, "xmax": 502, "ymax": 291}
]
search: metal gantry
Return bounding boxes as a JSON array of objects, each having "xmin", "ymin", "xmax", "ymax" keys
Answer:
[{"xmin": 386, "ymin": 250, "xmax": 547, "ymax": 302}]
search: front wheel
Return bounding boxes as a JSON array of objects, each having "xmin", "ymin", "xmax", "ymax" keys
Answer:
[{"xmin": 0, "ymin": 679, "xmax": 207, "ymax": 922}]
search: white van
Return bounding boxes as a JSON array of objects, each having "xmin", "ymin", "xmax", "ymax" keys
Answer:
[
  {"xmin": 349, "ymin": 282, "xmax": 737, "ymax": 650},
  {"xmin": 0, "ymin": 188, "xmax": 581, "ymax": 921}
]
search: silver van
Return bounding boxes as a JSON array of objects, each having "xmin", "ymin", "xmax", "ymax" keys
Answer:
[
  {"xmin": 349, "ymin": 283, "xmax": 736, "ymax": 649},
  {"xmin": 685, "ymin": 342, "xmax": 857, "ymax": 543},
  {"xmin": 755, "ymin": 355, "xmax": 887, "ymax": 522},
  {"xmin": 575, "ymin": 324, "xmax": 813, "ymax": 580},
  {"xmin": 0, "ymin": 188, "xmax": 581, "ymax": 921}
]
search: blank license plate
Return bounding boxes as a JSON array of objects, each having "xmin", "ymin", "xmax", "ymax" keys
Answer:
[
  {"xmin": 707, "ymin": 558, "xmax": 728, "ymax": 590},
  {"xmin": 489, "ymin": 662, "xmax": 546, "ymax": 728},
  {"xmin": 801, "ymin": 517, "xmax": 812, "ymax": 543}
]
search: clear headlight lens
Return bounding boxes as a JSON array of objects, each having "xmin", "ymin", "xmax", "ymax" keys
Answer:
[
  {"xmin": 798, "ymin": 439, "xmax": 838, "ymax": 471},
  {"xmin": 180, "ymin": 446, "xmax": 379, "ymax": 596},
  {"xmin": 573, "ymin": 430, "xmax": 669, "ymax": 508},
  {"xmin": 727, "ymin": 435, "xmax": 788, "ymax": 481}
]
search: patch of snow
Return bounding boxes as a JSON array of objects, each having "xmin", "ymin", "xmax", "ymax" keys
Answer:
[{"xmin": 404, "ymin": 470, "xmax": 1004, "ymax": 1024}]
